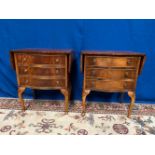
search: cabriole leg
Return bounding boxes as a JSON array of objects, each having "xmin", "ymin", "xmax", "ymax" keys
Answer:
[
  {"xmin": 82, "ymin": 89, "xmax": 90, "ymax": 116},
  {"xmin": 127, "ymin": 91, "xmax": 135, "ymax": 118},
  {"xmin": 18, "ymin": 87, "xmax": 26, "ymax": 111},
  {"xmin": 60, "ymin": 89, "xmax": 69, "ymax": 114}
]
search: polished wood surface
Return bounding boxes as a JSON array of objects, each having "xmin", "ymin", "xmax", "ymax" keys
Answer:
[
  {"xmin": 11, "ymin": 49, "xmax": 72, "ymax": 113},
  {"xmin": 85, "ymin": 56, "xmax": 140, "ymax": 68},
  {"xmin": 81, "ymin": 51, "xmax": 146, "ymax": 118},
  {"xmin": 86, "ymin": 68, "xmax": 136, "ymax": 79}
]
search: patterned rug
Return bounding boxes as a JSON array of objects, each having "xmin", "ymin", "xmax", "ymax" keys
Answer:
[
  {"xmin": 0, "ymin": 98, "xmax": 155, "ymax": 135},
  {"xmin": 0, "ymin": 98, "xmax": 155, "ymax": 116},
  {"xmin": 0, "ymin": 109, "xmax": 155, "ymax": 135}
]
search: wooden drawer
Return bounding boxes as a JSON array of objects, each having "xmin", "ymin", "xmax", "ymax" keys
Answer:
[
  {"xmin": 31, "ymin": 55, "xmax": 66, "ymax": 66},
  {"xmin": 85, "ymin": 56, "xmax": 139, "ymax": 68},
  {"xmin": 19, "ymin": 76, "xmax": 30, "ymax": 86},
  {"xmin": 86, "ymin": 68, "xmax": 136, "ymax": 80},
  {"xmin": 30, "ymin": 78, "xmax": 65, "ymax": 88},
  {"xmin": 18, "ymin": 66, "xmax": 29, "ymax": 75},
  {"xmin": 31, "ymin": 67, "xmax": 65, "ymax": 76},
  {"xmin": 15, "ymin": 54, "xmax": 66, "ymax": 66},
  {"xmin": 15, "ymin": 54, "xmax": 31, "ymax": 65},
  {"xmin": 85, "ymin": 79, "xmax": 135, "ymax": 91},
  {"xmin": 19, "ymin": 76, "xmax": 65, "ymax": 88},
  {"xmin": 18, "ymin": 66, "xmax": 65, "ymax": 76}
]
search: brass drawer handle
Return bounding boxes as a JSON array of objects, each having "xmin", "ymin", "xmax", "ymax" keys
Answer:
[
  {"xmin": 55, "ymin": 58, "xmax": 60, "ymax": 63},
  {"xmin": 91, "ymin": 70, "xmax": 96, "ymax": 75},
  {"xmin": 23, "ymin": 57, "xmax": 27, "ymax": 62},
  {"xmin": 124, "ymin": 71, "xmax": 129, "ymax": 78},
  {"xmin": 127, "ymin": 59, "xmax": 132, "ymax": 65},
  {"xmin": 24, "ymin": 69, "xmax": 28, "ymax": 73},
  {"xmin": 56, "ymin": 80, "xmax": 60, "ymax": 85},
  {"xmin": 25, "ymin": 79, "xmax": 29, "ymax": 84},
  {"xmin": 92, "ymin": 58, "xmax": 96, "ymax": 63},
  {"xmin": 55, "ymin": 69, "xmax": 60, "ymax": 74},
  {"xmin": 124, "ymin": 82, "xmax": 127, "ymax": 88}
]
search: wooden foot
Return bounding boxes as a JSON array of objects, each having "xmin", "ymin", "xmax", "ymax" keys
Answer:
[
  {"xmin": 82, "ymin": 89, "xmax": 90, "ymax": 113},
  {"xmin": 81, "ymin": 111, "xmax": 86, "ymax": 117},
  {"xmin": 18, "ymin": 87, "xmax": 26, "ymax": 111},
  {"xmin": 127, "ymin": 91, "xmax": 135, "ymax": 118},
  {"xmin": 60, "ymin": 89, "xmax": 69, "ymax": 113}
]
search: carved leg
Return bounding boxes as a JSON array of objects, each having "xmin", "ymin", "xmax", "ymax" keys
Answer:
[
  {"xmin": 18, "ymin": 87, "xmax": 26, "ymax": 111},
  {"xmin": 127, "ymin": 91, "xmax": 135, "ymax": 118},
  {"xmin": 82, "ymin": 89, "xmax": 90, "ymax": 116},
  {"xmin": 120, "ymin": 92, "xmax": 124, "ymax": 104},
  {"xmin": 60, "ymin": 89, "xmax": 69, "ymax": 114}
]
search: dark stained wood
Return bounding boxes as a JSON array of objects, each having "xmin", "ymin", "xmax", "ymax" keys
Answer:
[
  {"xmin": 18, "ymin": 66, "xmax": 65, "ymax": 76},
  {"xmin": 81, "ymin": 51, "xmax": 146, "ymax": 118},
  {"xmin": 86, "ymin": 79, "xmax": 135, "ymax": 91},
  {"xmin": 81, "ymin": 50, "xmax": 146, "ymax": 75},
  {"xmin": 82, "ymin": 50, "xmax": 146, "ymax": 56},
  {"xmin": 11, "ymin": 48, "xmax": 72, "ymax": 54},
  {"xmin": 10, "ymin": 49, "xmax": 72, "ymax": 69},
  {"xmin": 86, "ymin": 68, "xmax": 136, "ymax": 80},
  {"xmin": 10, "ymin": 49, "xmax": 72, "ymax": 112},
  {"xmin": 85, "ymin": 56, "xmax": 140, "ymax": 68}
]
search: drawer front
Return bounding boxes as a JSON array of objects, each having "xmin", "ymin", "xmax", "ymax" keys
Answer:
[
  {"xmin": 15, "ymin": 54, "xmax": 66, "ymax": 66},
  {"xmin": 18, "ymin": 66, "xmax": 65, "ymax": 77},
  {"xmin": 19, "ymin": 76, "xmax": 30, "ymax": 86},
  {"xmin": 86, "ymin": 68, "xmax": 136, "ymax": 80},
  {"xmin": 31, "ymin": 55, "xmax": 66, "ymax": 66},
  {"xmin": 18, "ymin": 66, "xmax": 29, "ymax": 75},
  {"xmin": 15, "ymin": 54, "xmax": 31, "ymax": 65},
  {"xmin": 85, "ymin": 56, "xmax": 139, "ymax": 67},
  {"xmin": 31, "ymin": 67, "xmax": 65, "ymax": 76},
  {"xmin": 30, "ymin": 78, "xmax": 65, "ymax": 88},
  {"xmin": 85, "ymin": 79, "xmax": 135, "ymax": 91},
  {"xmin": 19, "ymin": 76, "xmax": 65, "ymax": 88}
]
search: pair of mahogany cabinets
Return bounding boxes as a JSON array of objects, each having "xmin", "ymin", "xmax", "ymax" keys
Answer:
[{"xmin": 10, "ymin": 49, "xmax": 146, "ymax": 118}]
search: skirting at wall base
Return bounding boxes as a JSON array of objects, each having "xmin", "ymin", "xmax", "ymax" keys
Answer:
[{"xmin": 0, "ymin": 98, "xmax": 155, "ymax": 116}]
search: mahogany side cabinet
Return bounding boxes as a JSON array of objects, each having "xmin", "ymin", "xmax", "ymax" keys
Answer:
[
  {"xmin": 10, "ymin": 49, "xmax": 72, "ymax": 113},
  {"xmin": 81, "ymin": 51, "xmax": 146, "ymax": 118}
]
